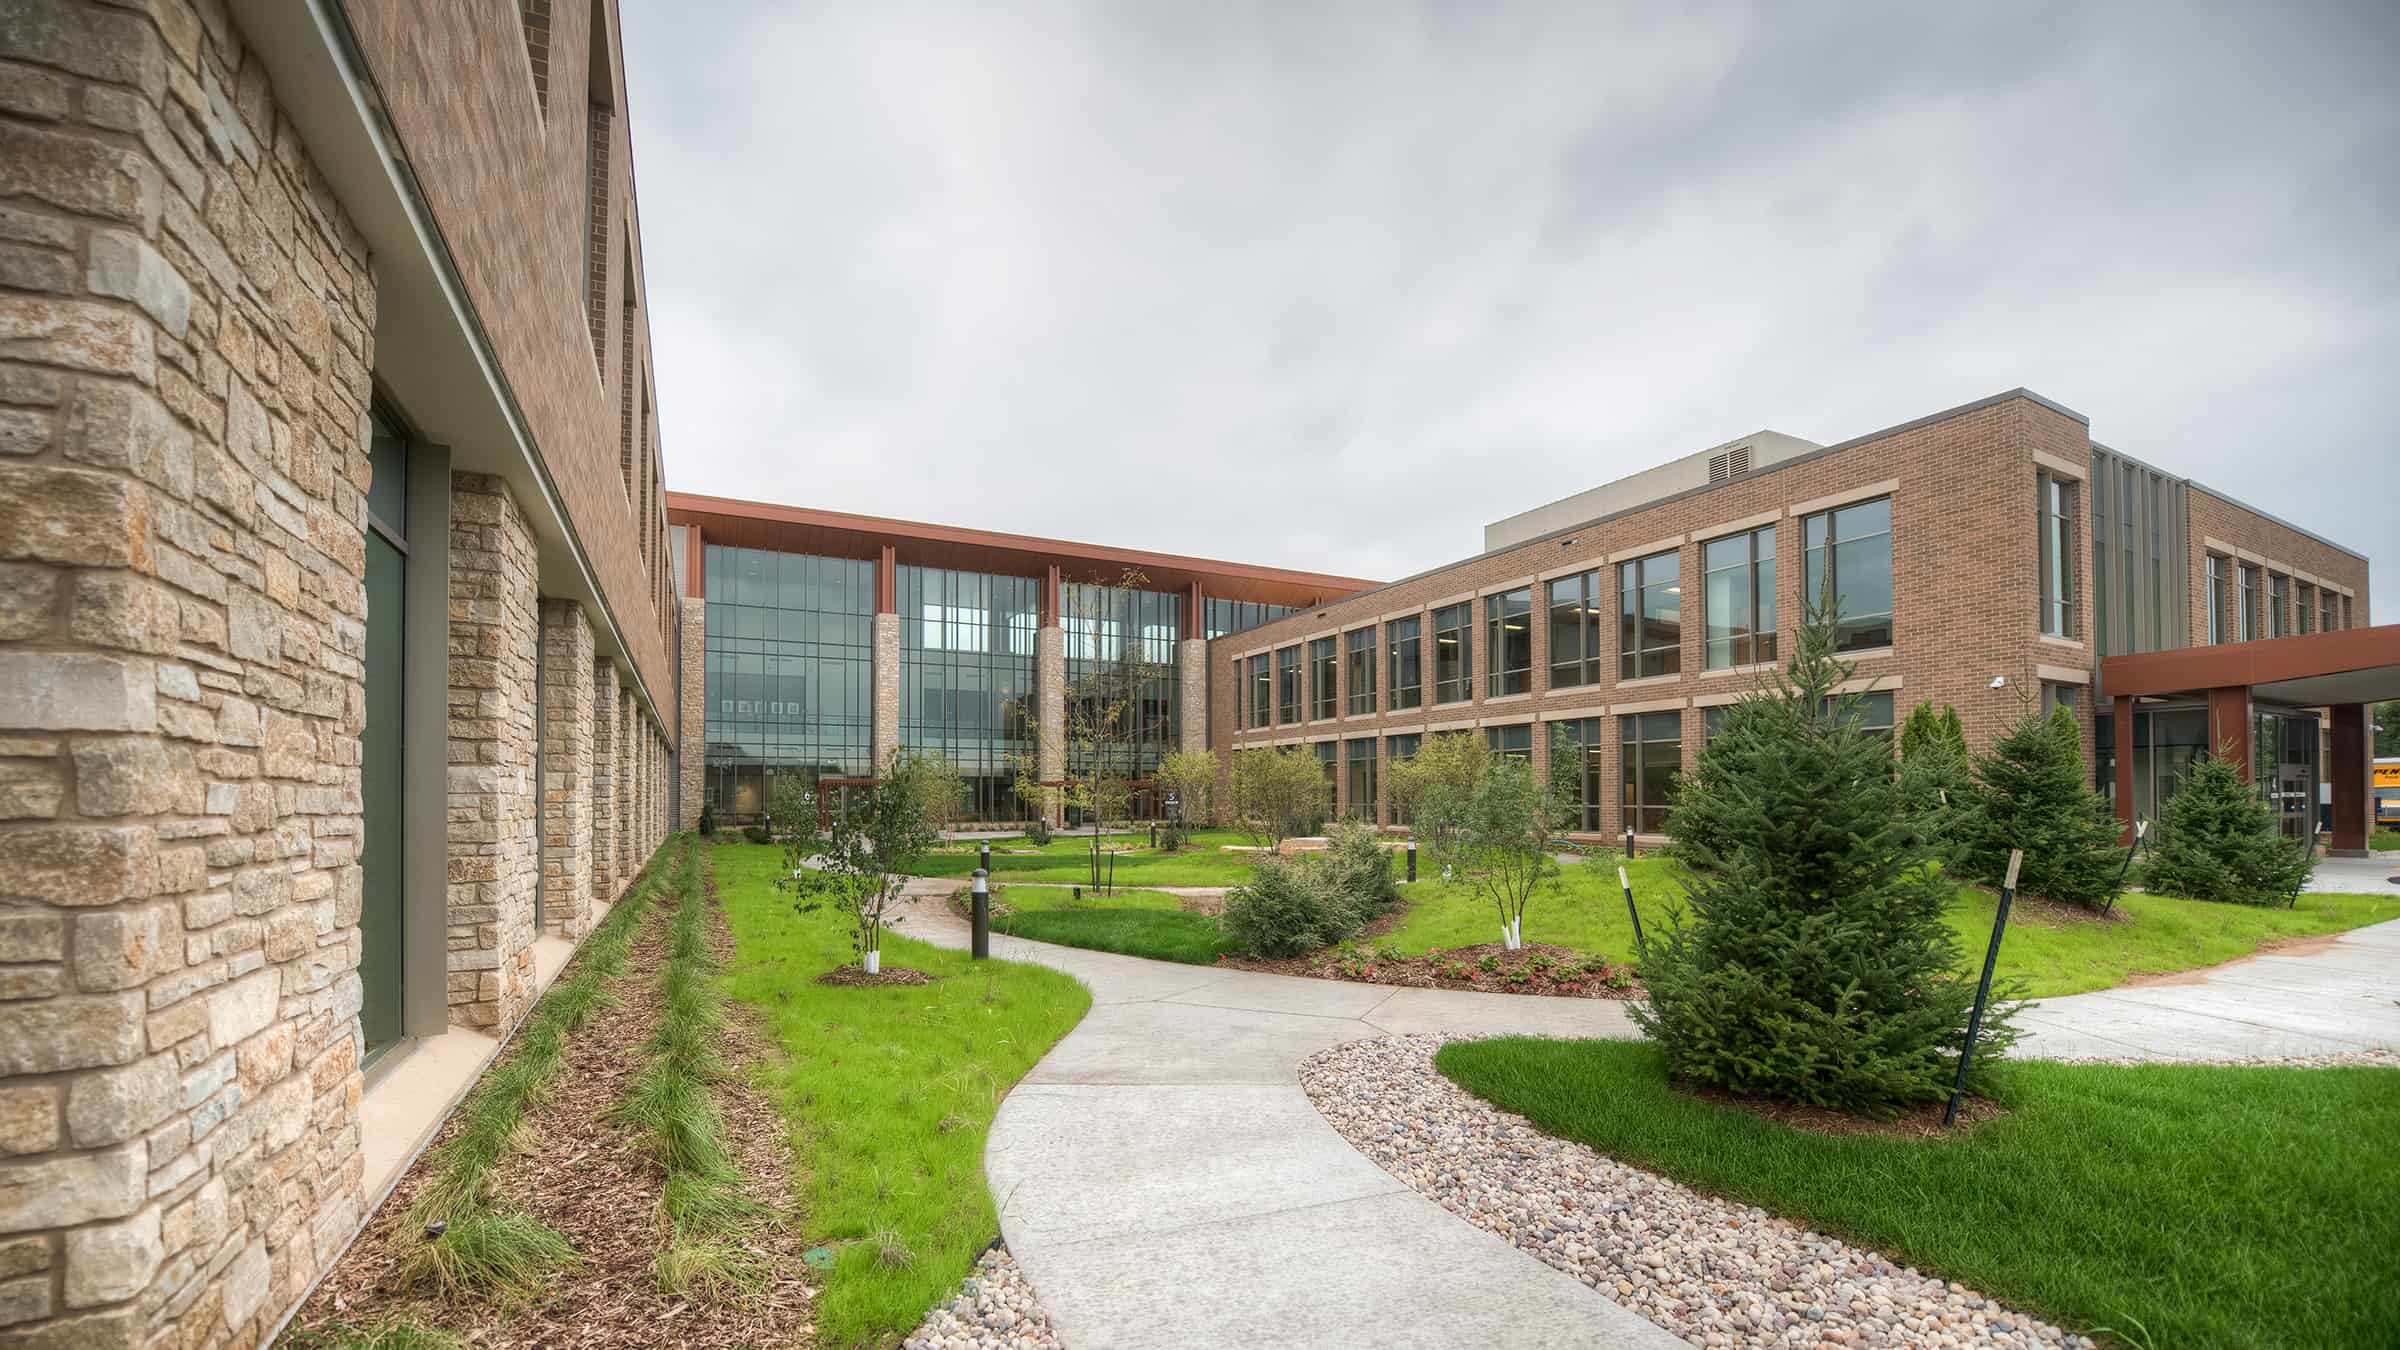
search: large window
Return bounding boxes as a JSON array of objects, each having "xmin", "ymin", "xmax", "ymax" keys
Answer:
[
  {"xmin": 1314, "ymin": 740, "xmax": 1338, "ymax": 801},
  {"xmin": 1344, "ymin": 738, "xmax": 1377, "ymax": 821},
  {"xmin": 1802, "ymin": 496, "xmax": 1893, "ymax": 652},
  {"xmin": 1432, "ymin": 602, "xmax": 1472, "ymax": 703},
  {"xmin": 1551, "ymin": 717, "xmax": 1605, "ymax": 831},
  {"xmin": 1485, "ymin": 587, "xmax": 1532, "ymax": 696},
  {"xmin": 1618, "ymin": 550, "xmax": 1681, "ymax": 680},
  {"xmin": 2268, "ymin": 573, "xmax": 2289, "ymax": 638},
  {"xmin": 2037, "ymin": 471, "xmax": 2074, "ymax": 638},
  {"xmin": 2297, "ymin": 583, "xmax": 2314, "ymax": 635},
  {"xmin": 2206, "ymin": 555, "xmax": 2227, "ymax": 644},
  {"xmin": 1825, "ymin": 690, "xmax": 1897, "ymax": 740},
  {"xmin": 702, "ymin": 547, "xmax": 875, "ymax": 816},
  {"xmin": 1619, "ymin": 711, "xmax": 1680, "ymax": 834},
  {"xmin": 1702, "ymin": 527, "xmax": 1776, "ymax": 670},
  {"xmin": 1547, "ymin": 569, "xmax": 1606, "ymax": 688},
  {"xmin": 2324, "ymin": 589, "xmax": 2340, "ymax": 634},
  {"xmin": 1248, "ymin": 653, "xmax": 1271, "ymax": 729},
  {"xmin": 2238, "ymin": 564, "xmax": 2259, "ymax": 640},
  {"xmin": 1345, "ymin": 627, "xmax": 1377, "ymax": 715},
  {"xmin": 1275, "ymin": 645, "xmax": 1301, "ymax": 724},
  {"xmin": 1387, "ymin": 615, "xmax": 1422, "ymax": 710},
  {"xmin": 1385, "ymin": 733, "xmax": 1422, "ymax": 824},
  {"xmin": 1485, "ymin": 722, "xmax": 1531, "ymax": 762},
  {"xmin": 1309, "ymin": 636, "xmax": 1338, "ymax": 720},
  {"xmin": 899, "ymin": 566, "xmax": 1038, "ymax": 818}
]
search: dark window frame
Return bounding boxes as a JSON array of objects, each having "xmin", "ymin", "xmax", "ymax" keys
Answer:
[
  {"xmin": 1701, "ymin": 525, "xmax": 1777, "ymax": 670},
  {"xmin": 1345, "ymin": 627, "xmax": 1378, "ymax": 715},
  {"xmin": 1547, "ymin": 569, "xmax": 1606, "ymax": 689},
  {"xmin": 1276, "ymin": 645, "xmax": 1301, "ymax": 725},
  {"xmin": 1618, "ymin": 549, "xmax": 1682, "ymax": 680},
  {"xmin": 1432, "ymin": 602, "xmax": 1473, "ymax": 704},
  {"xmin": 1309, "ymin": 636, "xmax": 1338, "ymax": 721},
  {"xmin": 1485, "ymin": 587, "xmax": 1532, "ymax": 697},
  {"xmin": 1387, "ymin": 615, "xmax": 1423, "ymax": 710},
  {"xmin": 1802, "ymin": 496, "xmax": 1894, "ymax": 654}
]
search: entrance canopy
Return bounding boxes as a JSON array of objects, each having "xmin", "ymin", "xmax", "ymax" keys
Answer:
[{"xmin": 2101, "ymin": 625, "xmax": 2398, "ymax": 855}]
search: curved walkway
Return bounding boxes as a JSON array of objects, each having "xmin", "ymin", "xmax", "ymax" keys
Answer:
[
  {"xmin": 894, "ymin": 889, "xmax": 1679, "ymax": 1350},
  {"xmin": 899, "ymin": 878, "xmax": 2400, "ymax": 1349}
]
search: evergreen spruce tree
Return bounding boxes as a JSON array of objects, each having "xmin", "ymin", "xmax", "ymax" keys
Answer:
[
  {"xmin": 1637, "ymin": 611, "xmax": 2014, "ymax": 1115},
  {"xmin": 1897, "ymin": 701, "xmax": 1976, "ymax": 866},
  {"xmin": 1963, "ymin": 706, "xmax": 2124, "ymax": 909},
  {"xmin": 1941, "ymin": 705, "xmax": 1968, "ymax": 756},
  {"xmin": 2143, "ymin": 754, "xmax": 2314, "ymax": 904}
]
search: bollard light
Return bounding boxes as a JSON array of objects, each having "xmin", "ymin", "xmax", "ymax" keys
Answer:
[
  {"xmin": 979, "ymin": 839, "xmax": 991, "ymax": 874},
  {"xmin": 971, "ymin": 867, "xmax": 991, "ymax": 960},
  {"xmin": 1624, "ymin": 827, "xmax": 1635, "ymax": 859},
  {"xmin": 1405, "ymin": 839, "xmax": 1418, "ymax": 883}
]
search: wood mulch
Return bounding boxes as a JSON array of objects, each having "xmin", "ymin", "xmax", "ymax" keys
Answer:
[
  {"xmin": 813, "ymin": 964, "xmax": 931, "ymax": 988},
  {"xmin": 283, "ymin": 873, "xmax": 816, "ymax": 1349},
  {"xmin": 1683, "ymin": 1082, "xmax": 2007, "ymax": 1139},
  {"xmin": 1217, "ymin": 939, "xmax": 1643, "ymax": 1000}
]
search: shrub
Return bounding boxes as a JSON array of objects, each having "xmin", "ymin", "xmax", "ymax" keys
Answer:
[
  {"xmin": 1314, "ymin": 821, "xmax": 1398, "ymax": 917},
  {"xmin": 697, "ymin": 802, "xmax": 717, "ymax": 838},
  {"xmin": 1231, "ymin": 748, "xmax": 1332, "ymax": 847},
  {"xmin": 1025, "ymin": 817, "xmax": 1052, "ymax": 846},
  {"xmin": 2143, "ymin": 753, "xmax": 2314, "ymax": 904},
  {"xmin": 1633, "ymin": 608, "xmax": 2015, "ymax": 1116},
  {"xmin": 741, "ymin": 824, "xmax": 772, "ymax": 845},
  {"xmin": 1962, "ymin": 704, "xmax": 2123, "ymax": 909},
  {"xmin": 1222, "ymin": 858, "xmax": 1360, "ymax": 957},
  {"xmin": 1156, "ymin": 822, "xmax": 1184, "ymax": 853}
]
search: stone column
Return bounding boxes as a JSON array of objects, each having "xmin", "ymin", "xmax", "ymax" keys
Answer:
[
  {"xmin": 618, "ymin": 686, "xmax": 637, "ymax": 877},
  {"xmin": 1178, "ymin": 637, "xmax": 1208, "ymax": 752},
  {"xmin": 447, "ymin": 473, "xmax": 541, "ymax": 1033},
  {"xmin": 1037, "ymin": 625, "xmax": 1066, "ymax": 825},
  {"xmin": 679, "ymin": 596, "xmax": 705, "ymax": 827},
  {"xmin": 538, "ymin": 601, "xmax": 595, "ymax": 939},
  {"xmin": 872, "ymin": 613, "xmax": 901, "ymax": 772},
  {"xmin": 591, "ymin": 659, "xmax": 619, "ymax": 904}
]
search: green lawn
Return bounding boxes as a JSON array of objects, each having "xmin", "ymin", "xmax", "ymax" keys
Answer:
[
  {"xmin": 907, "ymin": 828, "xmax": 1262, "ymax": 886},
  {"xmin": 988, "ymin": 885, "xmax": 1236, "ymax": 964},
  {"xmin": 1383, "ymin": 857, "xmax": 2399, "ymax": 997},
  {"xmin": 2373, "ymin": 827, "xmax": 2400, "ymax": 851},
  {"xmin": 714, "ymin": 843, "xmax": 1092, "ymax": 1347},
  {"xmin": 1437, "ymin": 1038, "xmax": 2400, "ymax": 1349}
]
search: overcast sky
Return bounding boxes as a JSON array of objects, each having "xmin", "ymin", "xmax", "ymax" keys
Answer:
[{"xmin": 623, "ymin": 2, "xmax": 2396, "ymax": 620}]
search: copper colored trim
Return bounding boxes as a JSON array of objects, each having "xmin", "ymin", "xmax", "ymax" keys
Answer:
[
  {"xmin": 2100, "ymin": 625, "xmax": 2400, "ymax": 700},
  {"xmin": 665, "ymin": 491, "xmax": 1377, "ymax": 609}
]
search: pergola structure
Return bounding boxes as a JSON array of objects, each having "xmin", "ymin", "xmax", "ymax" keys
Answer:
[{"xmin": 2099, "ymin": 625, "xmax": 2397, "ymax": 856}]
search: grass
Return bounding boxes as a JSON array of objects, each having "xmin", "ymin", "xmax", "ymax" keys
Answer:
[
  {"xmin": 2373, "ymin": 827, "xmax": 2400, "ymax": 851},
  {"xmin": 906, "ymin": 827, "xmax": 1261, "ymax": 886},
  {"xmin": 1437, "ymin": 1037, "xmax": 2400, "ymax": 1348},
  {"xmin": 714, "ymin": 841, "xmax": 1092, "ymax": 1346},
  {"xmin": 1381, "ymin": 855, "xmax": 2400, "ymax": 997},
  {"xmin": 609, "ymin": 837, "xmax": 769, "ymax": 1298},
  {"xmin": 391, "ymin": 839, "xmax": 675, "ymax": 1298},
  {"xmin": 987, "ymin": 885, "xmax": 1236, "ymax": 964},
  {"xmin": 280, "ymin": 1321, "xmax": 469, "ymax": 1350}
]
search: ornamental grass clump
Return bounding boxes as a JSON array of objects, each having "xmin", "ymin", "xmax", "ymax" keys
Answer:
[
  {"xmin": 1636, "ymin": 611, "xmax": 2016, "ymax": 1115},
  {"xmin": 2142, "ymin": 752, "xmax": 2315, "ymax": 904}
]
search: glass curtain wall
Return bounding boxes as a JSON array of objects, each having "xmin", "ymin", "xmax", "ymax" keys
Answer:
[
  {"xmin": 1204, "ymin": 598, "xmax": 1295, "ymax": 639},
  {"xmin": 899, "ymin": 565, "xmax": 1037, "ymax": 820},
  {"xmin": 703, "ymin": 546, "xmax": 875, "ymax": 815},
  {"xmin": 1062, "ymin": 581, "xmax": 1181, "ymax": 803}
]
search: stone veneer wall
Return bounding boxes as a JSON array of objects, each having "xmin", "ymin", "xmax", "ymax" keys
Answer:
[
  {"xmin": 1035, "ymin": 626, "xmax": 1064, "ymax": 824},
  {"xmin": 0, "ymin": 2, "xmax": 378, "ymax": 1343},
  {"xmin": 676, "ymin": 596, "xmax": 701, "ymax": 828},
  {"xmin": 615, "ymin": 684, "xmax": 634, "ymax": 885},
  {"xmin": 444, "ymin": 474, "xmax": 537, "ymax": 1032},
  {"xmin": 870, "ymin": 611, "xmax": 899, "ymax": 772},
  {"xmin": 589, "ymin": 657, "xmax": 617, "ymax": 902},
  {"xmin": 536, "ymin": 600, "xmax": 593, "ymax": 940},
  {"xmin": 1177, "ymin": 637, "xmax": 1207, "ymax": 754}
]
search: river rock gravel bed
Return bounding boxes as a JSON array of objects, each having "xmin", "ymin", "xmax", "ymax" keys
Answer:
[
  {"xmin": 903, "ymin": 1247, "xmax": 1062, "ymax": 1350},
  {"xmin": 1300, "ymin": 1034, "xmax": 2097, "ymax": 1349}
]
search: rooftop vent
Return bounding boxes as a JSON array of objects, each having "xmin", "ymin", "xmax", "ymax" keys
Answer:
[{"xmin": 1707, "ymin": 445, "xmax": 1752, "ymax": 484}]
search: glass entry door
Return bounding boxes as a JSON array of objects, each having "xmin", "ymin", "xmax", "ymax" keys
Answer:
[{"xmin": 2254, "ymin": 710, "xmax": 2320, "ymax": 841}]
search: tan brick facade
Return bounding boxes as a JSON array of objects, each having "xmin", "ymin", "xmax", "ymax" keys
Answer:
[
  {"xmin": 2183, "ymin": 488, "xmax": 2368, "ymax": 650},
  {"xmin": 1212, "ymin": 393, "xmax": 2122, "ymax": 834}
]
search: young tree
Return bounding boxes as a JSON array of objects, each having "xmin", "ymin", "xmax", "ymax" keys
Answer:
[
  {"xmin": 2143, "ymin": 752, "xmax": 2315, "ymax": 904},
  {"xmin": 1962, "ymin": 705, "xmax": 2124, "ymax": 909},
  {"xmin": 1229, "ymin": 747, "xmax": 1330, "ymax": 849},
  {"xmin": 778, "ymin": 750, "xmax": 944, "ymax": 972},
  {"xmin": 909, "ymin": 753, "xmax": 968, "ymax": 834},
  {"xmin": 1154, "ymin": 749, "xmax": 1219, "ymax": 833},
  {"xmin": 1899, "ymin": 699, "xmax": 1968, "ymax": 762},
  {"xmin": 1435, "ymin": 755, "xmax": 1573, "ymax": 949},
  {"xmin": 1896, "ymin": 700, "xmax": 1977, "ymax": 869},
  {"xmin": 1665, "ymin": 697, "xmax": 1780, "ymax": 872},
  {"xmin": 1634, "ymin": 609, "xmax": 2016, "ymax": 1115},
  {"xmin": 1384, "ymin": 732, "xmax": 1489, "ymax": 856}
]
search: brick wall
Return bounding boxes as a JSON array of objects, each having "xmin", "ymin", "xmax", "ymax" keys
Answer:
[
  {"xmin": 0, "ymin": 1, "xmax": 381, "ymax": 1342},
  {"xmin": 1209, "ymin": 393, "xmax": 2099, "ymax": 831},
  {"xmin": 2182, "ymin": 488, "xmax": 2368, "ymax": 650}
]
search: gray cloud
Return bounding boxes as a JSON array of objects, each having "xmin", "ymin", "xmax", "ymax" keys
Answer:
[{"xmin": 624, "ymin": 1, "xmax": 2398, "ymax": 617}]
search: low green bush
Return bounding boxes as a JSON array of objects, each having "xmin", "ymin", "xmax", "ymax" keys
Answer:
[
  {"xmin": 1025, "ymin": 817, "xmax": 1052, "ymax": 846},
  {"xmin": 1223, "ymin": 857, "xmax": 1356, "ymax": 957},
  {"xmin": 740, "ymin": 824, "xmax": 772, "ymax": 845},
  {"xmin": 1314, "ymin": 821, "xmax": 1398, "ymax": 916}
]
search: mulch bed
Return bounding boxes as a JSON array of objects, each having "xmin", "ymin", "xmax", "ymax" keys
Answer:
[
  {"xmin": 1217, "ymin": 940, "xmax": 1642, "ymax": 1000},
  {"xmin": 813, "ymin": 964, "xmax": 932, "ymax": 987},
  {"xmin": 1684, "ymin": 1081, "xmax": 2007, "ymax": 1138},
  {"xmin": 283, "ymin": 878, "xmax": 816, "ymax": 1349}
]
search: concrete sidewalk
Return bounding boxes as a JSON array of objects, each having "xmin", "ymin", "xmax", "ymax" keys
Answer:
[
  {"xmin": 2015, "ymin": 916, "xmax": 2400, "ymax": 1060},
  {"xmin": 895, "ymin": 890, "xmax": 1678, "ymax": 1350}
]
